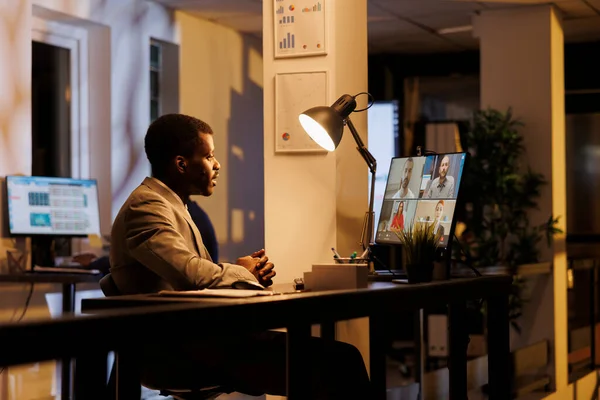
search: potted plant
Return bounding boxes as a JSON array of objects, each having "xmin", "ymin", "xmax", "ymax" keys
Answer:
[
  {"xmin": 456, "ymin": 108, "xmax": 561, "ymax": 332},
  {"xmin": 392, "ymin": 222, "xmax": 442, "ymax": 283}
]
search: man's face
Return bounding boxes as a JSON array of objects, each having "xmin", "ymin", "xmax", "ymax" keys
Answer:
[
  {"xmin": 187, "ymin": 132, "xmax": 220, "ymax": 196},
  {"xmin": 439, "ymin": 156, "xmax": 450, "ymax": 179},
  {"xmin": 402, "ymin": 160, "xmax": 413, "ymax": 189}
]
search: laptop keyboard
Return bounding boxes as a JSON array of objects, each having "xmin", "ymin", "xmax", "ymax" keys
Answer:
[{"xmin": 368, "ymin": 270, "xmax": 406, "ymax": 281}]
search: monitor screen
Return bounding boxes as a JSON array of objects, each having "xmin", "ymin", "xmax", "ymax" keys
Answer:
[
  {"xmin": 6, "ymin": 176, "xmax": 101, "ymax": 236},
  {"xmin": 375, "ymin": 152, "xmax": 467, "ymax": 249}
]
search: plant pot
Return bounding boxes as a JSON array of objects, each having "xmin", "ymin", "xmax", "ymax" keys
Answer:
[{"xmin": 405, "ymin": 262, "xmax": 434, "ymax": 284}]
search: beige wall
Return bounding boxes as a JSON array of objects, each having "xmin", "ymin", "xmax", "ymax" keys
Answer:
[
  {"xmin": 262, "ymin": 0, "xmax": 370, "ymax": 382},
  {"xmin": 0, "ymin": 1, "xmax": 31, "ymax": 178},
  {"xmin": 0, "ymin": 0, "xmax": 177, "ymax": 258},
  {"xmin": 0, "ymin": 1, "xmax": 176, "ymax": 398},
  {"xmin": 263, "ymin": 0, "xmax": 368, "ymax": 284},
  {"xmin": 178, "ymin": 11, "xmax": 265, "ymax": 263}
]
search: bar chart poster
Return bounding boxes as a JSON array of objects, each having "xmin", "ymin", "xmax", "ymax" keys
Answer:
[
  {"xmin": 275, "ymin": 71, "xmax": 328, "ymax": 153},
  {"xmin": 273, "ymin": 0, "xmax": 326, "ymax": 58}
]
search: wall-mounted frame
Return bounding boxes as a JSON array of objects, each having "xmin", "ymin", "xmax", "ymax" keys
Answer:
[
  {"xmin": 275, "ymin": 71, "xmax": 328, "ymax": 153},
  {"xmin": 273, "ymin": 0, "xmax": 326, "ymax": 59}
]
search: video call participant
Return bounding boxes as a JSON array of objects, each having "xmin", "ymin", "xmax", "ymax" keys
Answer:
[
  {"xmin": 392, "ymin": 157, "xmax": 416, "ymax": 199},
  {"xmin": 433, "ymin": 200, "xmax": 445, "ymax": 237},
  {"xmin": 389, "ymin": 201, "xmax": 405, "ymax": 230},
  {"xmin": 109, "ymin": 114, "xmax": 371, "ymax": 398},
  {"xmin": 426, "ymin": 155, "xmax": 455, "ymax": 198}
]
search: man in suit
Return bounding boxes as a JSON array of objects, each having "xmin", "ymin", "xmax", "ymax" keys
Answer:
[
  {"xmin": 72, "ymin": 199, "xmax": 219, "ymax": 273},
  {"xmin": 111, "ymin": 113, "xmax": 370, "ymax": 398}
]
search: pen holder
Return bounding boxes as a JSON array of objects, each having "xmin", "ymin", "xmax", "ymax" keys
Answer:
[
  {"xmin": 334, "ymin": 257, "xmax": 368, "ymax": 264},
  {"xmin": 310, "ymin": 263, "xmax": 369, "ymax": 291}
]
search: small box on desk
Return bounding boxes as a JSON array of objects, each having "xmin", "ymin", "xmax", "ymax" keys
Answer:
[{"xmin": 305, "ymin": 263, "xmax": 369, "ymax": 291}]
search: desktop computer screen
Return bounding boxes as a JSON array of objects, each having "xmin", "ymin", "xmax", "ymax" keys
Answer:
[
  {"xmin": 375, "ymin": 152, "xmax": 467, "ymax": 250},
  {"xmin": 6, "ymin": 175, "xmax": 101, "ymax": 236}
]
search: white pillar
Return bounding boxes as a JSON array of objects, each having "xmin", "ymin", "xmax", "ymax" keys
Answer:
[
  {"xmin": 475, "ymin": 4, "xmax": 568, "ymax": 394},
  {"xmin": 263, "ymin": 0, "xmax": 368, "ymax": 282},
  {"xmin": 263, "ymin": 0, "xmax": 369, "ymax": 369}
]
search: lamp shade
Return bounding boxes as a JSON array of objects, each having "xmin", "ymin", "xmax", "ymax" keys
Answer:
[
  {"xmin": 298, "ymin": 106, "xmax": 343, "ymax": 151},
  {"xmin": 298, "ymin": 94, "xmax": 357, "ymax": 152}
]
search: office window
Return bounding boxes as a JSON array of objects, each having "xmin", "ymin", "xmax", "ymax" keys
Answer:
[
  {"xmin": 368, "ymin": 100, "xmax": 399, "ymax": 237},
  {"xmin": 150, "ymin": 41, "xmax": 161, "ymax": 122},
  {"xmin": 149, "ymin": 39, "xmax": 179, "ymax": 121}
]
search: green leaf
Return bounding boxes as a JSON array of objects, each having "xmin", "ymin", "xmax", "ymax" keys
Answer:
[{"xmin": 457, "ymin": 107, "xmax": 558, "ymax": 334}]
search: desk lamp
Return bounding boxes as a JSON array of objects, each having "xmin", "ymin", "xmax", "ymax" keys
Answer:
[{"xmin": 298, "ymin": 93, "xmax": 376, "ymax": 251}]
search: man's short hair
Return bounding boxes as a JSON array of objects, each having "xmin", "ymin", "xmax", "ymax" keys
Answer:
[{"xmin": 144, "ymin": 114, "xmax": 213, "ymax": 175}]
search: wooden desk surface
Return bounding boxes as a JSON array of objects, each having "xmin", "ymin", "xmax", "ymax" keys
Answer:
[
  {"xmin": 0, "ymin": 275, "xmax": 511, "ymax": 367},
  {"xmin": 81, "ymin": 275, "xmax": 511, "ymax": 312},
  {"xmin": 0, "ymin": 275, "xmax": 513, "ymax": 400},
  {"xmin": 0, "ymin": 272, "xmax": 101, "ymax": 284}
]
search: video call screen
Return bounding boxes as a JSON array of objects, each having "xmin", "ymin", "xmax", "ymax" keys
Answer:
[{"xmin": 375, "ymin": 152, "xmax": 467, "ymax": 249}]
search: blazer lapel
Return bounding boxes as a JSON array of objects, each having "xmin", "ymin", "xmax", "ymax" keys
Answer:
[{"xmin": 142, "ymin": 178, "xmax": 212, "ymax": 261}]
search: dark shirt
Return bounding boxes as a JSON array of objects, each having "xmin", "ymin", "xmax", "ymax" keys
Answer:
[{"xmin": 186, "ymin": 200, "xmax": 219, "ymax": 263}]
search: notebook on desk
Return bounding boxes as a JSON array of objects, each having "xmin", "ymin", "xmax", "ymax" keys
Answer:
[
  {"xmin": 158, "ymin": 289, "xmax": 278, "ymax": 298},
  {"xmin": 31, "ymin": 265, "xmax": 102, "ymax": 275}
]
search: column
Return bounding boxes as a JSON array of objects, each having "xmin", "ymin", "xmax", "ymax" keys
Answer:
[
  {"xmin": 263, "ymin": 0, "xmax": 368, "ymax": 284},
  {"xmin": 263, "ymin": 0, "xmax": 370, "ymax": 368},
  {"xmin": 474, "ymin": 4, "xmax": 568, "ymax": 394}
]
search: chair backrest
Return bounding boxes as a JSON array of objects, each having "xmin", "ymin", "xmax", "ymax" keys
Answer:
[{"xmin": 99, "ymin": 273, "xmax": 121, "ymax": 297}]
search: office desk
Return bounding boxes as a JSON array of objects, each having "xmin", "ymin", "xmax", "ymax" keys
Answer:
[
  {"xmin": 81, "ymin": 276, "xmax": 512, "ymax": 399},
  {"xmin": 0, "ymin": 272, "xmax": 101, "ymax": 313},
  {"xmin": 0, "ymin": 272, "xmax": 101, "ymax": 400}
]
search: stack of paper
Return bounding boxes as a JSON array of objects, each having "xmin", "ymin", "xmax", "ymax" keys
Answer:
[{"xmin": 158, "ymin": 289, "xmax": 276, "ymax": 298}]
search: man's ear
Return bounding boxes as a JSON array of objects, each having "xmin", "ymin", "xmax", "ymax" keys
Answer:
[{"xmin": 175, "ymin": 156, "xmax": 187, "ymax": 173}]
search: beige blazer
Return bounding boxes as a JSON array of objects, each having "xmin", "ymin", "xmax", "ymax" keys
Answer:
[{"xmin": 110, "ymin": 177, "xmax": 257, "ymax": 295}]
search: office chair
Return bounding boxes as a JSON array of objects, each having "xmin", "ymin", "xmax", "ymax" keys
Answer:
[{"xmin": 99, "ymin": 273, "xmax": 232, "ymax": 400}]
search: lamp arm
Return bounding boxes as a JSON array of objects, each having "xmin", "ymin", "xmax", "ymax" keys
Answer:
[
  {"xmin": 346, "ymin": 117, "xmax": 377, "ymax": 248},
  {"xmin": 346, "ymin": 118, "xmax": 377, "ymax": 175}
]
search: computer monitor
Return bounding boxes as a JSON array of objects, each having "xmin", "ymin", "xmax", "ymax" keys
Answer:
[
  {"xmin": 375, "ymin": 152, "xmax": 468, "ymax": 261},
  {"xmin": 6, "ymin": 175, "xmax": 101, "ymax": 237}
]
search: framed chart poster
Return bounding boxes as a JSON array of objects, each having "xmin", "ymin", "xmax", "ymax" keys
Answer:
[
  {"xmin": 275, "ymin": 71, "xmax": 329, "ymax": 153},
  {"xmin": 274, "ymin": 0, "xmax": 326, "ymax": 59}
]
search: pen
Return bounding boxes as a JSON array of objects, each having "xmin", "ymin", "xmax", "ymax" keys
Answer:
[{"xmin": 331, "ymin": 247, "xmax": 341, "ymax": 259}]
